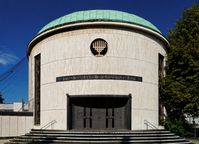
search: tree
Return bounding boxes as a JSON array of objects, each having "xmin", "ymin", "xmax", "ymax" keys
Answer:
[
  {"xmin": 161, "ymin": 4, "xmax": 199, "ymax": 135},
  {"xmin": 0, "ymin": 92, "xmax": 4, "ymax": 104}
]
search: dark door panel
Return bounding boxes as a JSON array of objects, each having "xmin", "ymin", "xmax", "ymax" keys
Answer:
[
  {"xmin": 92, "ymin": 108, "xmax": 106, "ymax": 129},
  {"xmin": 68, "ymin": 96, "xmax": 131, "ymax": 130}
]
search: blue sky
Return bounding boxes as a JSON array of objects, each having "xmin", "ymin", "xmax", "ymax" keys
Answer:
[{"xmin": 0, "ymin": 0, "xmax": 197, "ymax": 103}]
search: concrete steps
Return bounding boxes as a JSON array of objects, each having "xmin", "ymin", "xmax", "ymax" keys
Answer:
[{"xmin": 8, "ymin": 129, "xmax": 192, "ymax": 144}]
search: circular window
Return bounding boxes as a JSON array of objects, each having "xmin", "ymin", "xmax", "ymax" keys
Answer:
[{"xmin": 90, "ymin": 38, "xmax": 108, "ymax": 57}]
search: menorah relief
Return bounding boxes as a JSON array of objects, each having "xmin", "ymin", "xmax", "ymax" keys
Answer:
[{"xmin": 90, "ymin": 39, "xmax": 108, "ymax": 56}]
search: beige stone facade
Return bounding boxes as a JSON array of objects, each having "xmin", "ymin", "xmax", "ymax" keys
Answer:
[{"xmin": 28, "ymin": 21, "xmax": 168, "ymax": 130}]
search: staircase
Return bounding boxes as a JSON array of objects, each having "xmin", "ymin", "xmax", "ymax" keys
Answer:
[{"xmin": 8, "ymin": 129, "xmax": 192, "ymax": 144}]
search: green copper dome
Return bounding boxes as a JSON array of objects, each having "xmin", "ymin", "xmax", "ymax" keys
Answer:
[{"xmin": 39, "ymin": 10, "xmax": 161, "ymax": 34}]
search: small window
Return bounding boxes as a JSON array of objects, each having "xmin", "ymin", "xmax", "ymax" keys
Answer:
[
  {"xmin": 90, "ymin": 38, "xmax": 108, "ymax": 57},
  {"xmin": 158, "ymin": 53, "xmax": 164, "ymax": 125},
  {"xmin": 159, "ymin": 54, "xmax": 164, "ymax": 78}
]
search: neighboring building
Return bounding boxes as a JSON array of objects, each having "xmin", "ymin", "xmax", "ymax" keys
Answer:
[
  {"xmin": 0, "ymin": 102, "xmax": 33, "ymax": 137},
  {"xmin": 0, "ymin": 102, "xmax": 28, "ymax": 112},
  {"xmin": 28, "ymin": 10, "xmax": 168, "ymax": 130}
]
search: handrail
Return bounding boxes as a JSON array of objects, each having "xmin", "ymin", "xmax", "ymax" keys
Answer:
[
  {"xmin": 144, "ymin": 120, "xmax": 158, "ymax": 130},
  {"xmin": 41, "ymin": 120, "xmax": 57, "ymax": 130}
]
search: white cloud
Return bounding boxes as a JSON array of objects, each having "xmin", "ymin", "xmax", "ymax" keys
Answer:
[{"xmin": 0, "ymin": 51, "xmax": 19, "ymax": 65}]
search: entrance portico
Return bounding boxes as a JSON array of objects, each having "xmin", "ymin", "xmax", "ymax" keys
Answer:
[{"xmin": 67, "ymin": 95, "xmax": 131, "ymax": 131}]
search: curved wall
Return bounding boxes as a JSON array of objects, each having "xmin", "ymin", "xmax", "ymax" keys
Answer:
[{"xmin": 29, "ymin": 26, "xmax": 166, "ymax": 130}]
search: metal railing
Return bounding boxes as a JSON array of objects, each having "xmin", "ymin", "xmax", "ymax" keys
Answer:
[
  {"xmin": 144, "ymin": 120, "xmax": 158, "ymax": 130},
  {"xmin": 41, "ymin": 120, "xmax": 57, "ymax": 130}
]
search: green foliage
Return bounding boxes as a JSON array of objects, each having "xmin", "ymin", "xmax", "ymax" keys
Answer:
[
  {"xmin": 0, "ymin": 92, "xmax": 4, "ymax": 104},
  {"xmin": 161, "ymin": 4, "xmax": 199, "ymax": 134},
  {"xmin": 164, "ymin": 117, "xmax": 185, "ymax": 136}
]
